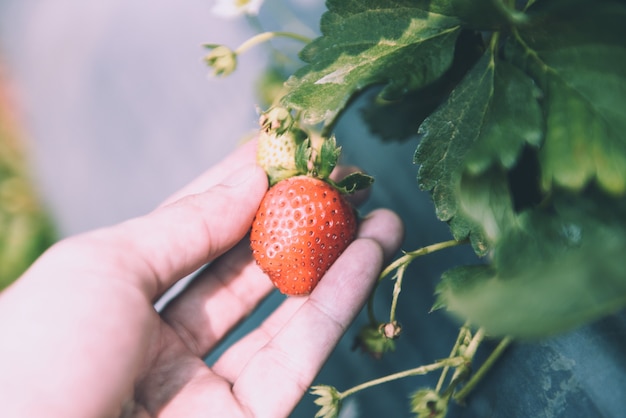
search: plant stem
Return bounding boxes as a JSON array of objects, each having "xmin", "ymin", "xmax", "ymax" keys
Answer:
[
  {"xmin": 380, "ymin": 239, "xmax": 466, "ymax": 279},
  {"xmin": 235, "ymin": 31, "xmax": 312, "ymax": 55},
  {"xmin": 440, "ymin": 327, "xmax": 485, "ymax": 400},
  {"xmin": 339, "ymin": 357, "xmax": 466, "ymax": 400},
  {"xmin": 435, "ymin": 321, "xmax": 471, "ymax": 393},
  {"xmin": 388, "ymin": 264, "xmax": 407, "ymax": 323},
  {"xmin": 453, "ymin": 336, "xmax": 512, "ymax": 404},
  {"xmin": 367, "ymin": 239, "xmax": 468, "ymax": 325},
  {"xmin": 463, "ymin": 327, "xmax": 485, "ymax": 359}
]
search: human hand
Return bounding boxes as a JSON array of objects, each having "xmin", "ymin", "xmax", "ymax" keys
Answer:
[{"xmin": 0, "ymin": 140, "xmax": 403, "ymax": 418}]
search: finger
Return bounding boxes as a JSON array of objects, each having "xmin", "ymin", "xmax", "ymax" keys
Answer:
[
  {"xmin": 50, "ymin": 162, "xmax": 268, "ymax": 300},
  {"xmin": 211, "ymin": 210, "xmax": 402, "ymax": 381},
  {"xmin": 356, "ymin": 208, "xmax": 404, "ymax": 261},
  {"xmin": 213, "ymin": 209, "xmax": 403, "ymax": 417},
  {"xmin": 231, "ymin": 239, "xmax": 383, "ymax": 418},
  {"xmin": 160, "ymin": 239, "xmax": 274, "ymax": 357},
  {"xmin": 160, "ymin": 139, "xmax": 258, "ymax": 206},
  {"xmin": 159, "ymin": 191, "xmax": 397, "ymax": 359},
  {"xmin": 208, "ymin": 209, "xmax": 401, "ymax": 378}
]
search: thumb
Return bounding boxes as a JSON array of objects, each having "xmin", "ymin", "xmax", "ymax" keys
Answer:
[{"xmin": 45, "ymin": 163, "xmax": 268, "ymax": 299}]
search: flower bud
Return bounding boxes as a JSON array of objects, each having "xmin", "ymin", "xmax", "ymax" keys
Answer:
[
  {"xmin": 410, "ymin": 389, "xmax": 447, "ymax": 418},
  {"xmin": 259, "ymin": 106, "xmax": 293, "ymax": 135},
  {"xmin": 310, "ymin": 385, "xmax": 342, "ymax": 418},
  {"xmin": 352, "ymin": 322, "xmax": 398, "ymax": 359},
  {"xmin": 204, "ymin": 45, "xmax": 237, "ymax": 77}
]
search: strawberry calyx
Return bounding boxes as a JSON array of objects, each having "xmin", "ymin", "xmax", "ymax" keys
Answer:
[{"xmin": 295, "ymin": 135, "xmax": 374, "ymax": 195}]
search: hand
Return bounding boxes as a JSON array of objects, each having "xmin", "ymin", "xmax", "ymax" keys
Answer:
[{"xmin": 0, "ymin": 140, "xmax": 403, "ymax": 418}]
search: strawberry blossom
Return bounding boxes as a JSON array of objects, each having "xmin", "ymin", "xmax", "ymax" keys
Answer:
[{"xmin": 211, "ymin": 0, "xmax": 264, "ymax": 18}]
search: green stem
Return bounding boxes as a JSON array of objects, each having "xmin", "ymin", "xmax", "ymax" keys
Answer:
[
  {"xmin": 388, "ymin": 264, "xmax": 407, "ymax": 323},
  {"xmin": 339, "ymin": 357, "xmax": 466, "ymax": 400},
  {"xmin": 463, "ymin": 327, "xmax": 485, "ymax": 359},
  {"xmin": 435, "ymin": 321, "xmax": 471, "ymax": 393},
  {"xmin": 367, "ymin": 239, "xmax": 468, "ymax": 325},
  {"xmin": 245, "ymin": 14, "xmax": 305, "ymax": 70},
  {"xmin": 235, "ymin": 31, "xmax": 312, "ymax": 55},
  {"xmin": 381, "ymin": 239, "xmax": 467, "ymax": 279},
  {"xmin": 441, "ymin": 327, "xmax": 485, "ymax": 398},
  {"xmin": 453, "ymin": 336, "xmax": 512, "ymax": 403}
]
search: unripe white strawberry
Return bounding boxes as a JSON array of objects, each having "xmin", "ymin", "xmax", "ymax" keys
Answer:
[{"xmin": 256, "ymin": 128, "xmax": 307, "ymax": 185}]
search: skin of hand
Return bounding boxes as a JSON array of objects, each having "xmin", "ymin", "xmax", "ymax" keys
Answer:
[{"xmin": 0, "ymin": 140, "xmax": 403, "ymax": 418}]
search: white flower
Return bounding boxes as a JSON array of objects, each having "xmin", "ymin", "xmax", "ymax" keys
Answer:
[{"xmin": 211, "ymin": 0, "xmax": 264, "ymax": 18}]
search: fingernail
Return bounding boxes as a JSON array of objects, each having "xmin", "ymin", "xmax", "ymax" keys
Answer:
[{"xmin": 221, "ymin": 163, "xmax": 260, "ymax": 187}]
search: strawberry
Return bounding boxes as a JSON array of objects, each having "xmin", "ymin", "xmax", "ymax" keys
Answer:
[
  {"xmin": 256, "ymin": 129, "xmax": 304, "ymax": 185},
  {"xmin": 250, "ymin": 175, "xmax": 358, "ymax": 295},
  {"xmin": 251, "ymin": 112, "xmax": 373, "ymax": 295},
  {"xmin": 256, "ymin": 106, "xmax": 308, "ymax": 186}
]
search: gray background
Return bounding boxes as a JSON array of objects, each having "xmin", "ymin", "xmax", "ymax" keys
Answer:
[{"xmin": 1, "ymin": 1, "xmax": 624, "ymax": 417}]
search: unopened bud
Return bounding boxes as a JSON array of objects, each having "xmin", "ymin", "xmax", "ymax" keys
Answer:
[
  {"xmin": 381, "ymin": 321, "xmax": 402, "ymax": 339},
  {"xmin": 204, "ymin": 45, "xmax": 237, "ymax": 77},
  {"xmin": 259, "ymin": 106, "xmax": 293, "ymax": 135}
]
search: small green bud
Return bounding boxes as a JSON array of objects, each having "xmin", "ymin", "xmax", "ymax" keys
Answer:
[
  {"xmin": 204, "ymin": 45, "xmax": 237, "ymax": 77},
  {"xmin": 410, "ymin": 389, "xmax": 448, "ymax": 418},
  {"xmin": 259, "ymin": 106, "xmax": 293, "ymax": 135},
  {"xmin": 352, "ymin": 322, "xmax": 399, "ymax": 359}
]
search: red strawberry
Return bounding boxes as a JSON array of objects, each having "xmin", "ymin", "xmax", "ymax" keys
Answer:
[
  {"xmin": 251, "ymin": 113, "xmax": 373, "ymax": 295},
  {"xmin": 250, "ymin": 175, "xmax": 358, "ymax": 295}
]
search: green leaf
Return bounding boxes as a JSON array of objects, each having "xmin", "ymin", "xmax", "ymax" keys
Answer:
[
  {"xmin": 415, "ymin": 45, "xmax": 541, "ymax": 253},
  {"xmin": 332, "ymin": 172, "xmax": 374, "ymax": 195},
  {"xmin": 435, "ymin": 189, "xmax": 626, "ymax": 339},
  {"xmin": 463, "ymin": 59, "xmax": 543, "ymax": 174},
  {"xmin": 415, "ymin": 51, "xmax": 495, "ymax": 220},
  {"xmin": 281, "ymin": 0, "xmax": 462, "ymax": 126},
  {"xmin": 419, "ymin": 0, "xmax": 529, "ymax": 29},
  {"xmin": 360, "ymin": 30, "xmax": 485, "ymax": 142},
  {"xmin": 454, "ymin": 168, "xmax": 517, "ymax": 255},
  {"xmin": 506, "ymin": 2, "xmax": 626, "ymax": 195}
]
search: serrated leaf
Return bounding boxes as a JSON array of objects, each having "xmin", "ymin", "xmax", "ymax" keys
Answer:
[
  {"xmin": 506, "ymin": 2, "xmax": 626, "ymax": 195},
  {"xmin": 415, "ymin": 51, "xmax": 496, "ymax": 221},
  {"xmin": 463, "ymin": 60, "xmax": 543, "ymax": 174},
  {"xmin": 281, "ymin": 0, "xmax": 462, "ymax": 126},
  {"xmin": 415, "ymin": 54, "xmax": 493, "ymax": 252},
  {"xmin": 415, "ymin": 47, "xmax": 541, "ymax": 252},
  {"xmin": 360, "ymin": 30, "xmax": 485, "ymax": 142},
  {"xmin": 436, "ymin": 189, "xmax": 626, "ymax": 339}
]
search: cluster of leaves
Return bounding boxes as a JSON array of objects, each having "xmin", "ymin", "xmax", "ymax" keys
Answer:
[{"xmin": 280, "ymin": 0, "xmax": 626, "ymax": 338}]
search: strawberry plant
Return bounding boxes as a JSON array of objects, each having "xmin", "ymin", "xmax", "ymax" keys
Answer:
[{"xmin": 205, "ymin": 0, "xmax": 626, "ymax": 416}]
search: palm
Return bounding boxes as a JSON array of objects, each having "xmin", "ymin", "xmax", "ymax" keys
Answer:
[{"xmin": 0, "ymin": 141, "xmax": 402, "ymax": 418}]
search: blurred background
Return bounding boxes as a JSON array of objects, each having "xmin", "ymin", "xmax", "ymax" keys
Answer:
[{"xmin": 1, "ymin": 1, "xmax": 624, "ymax": 417}]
